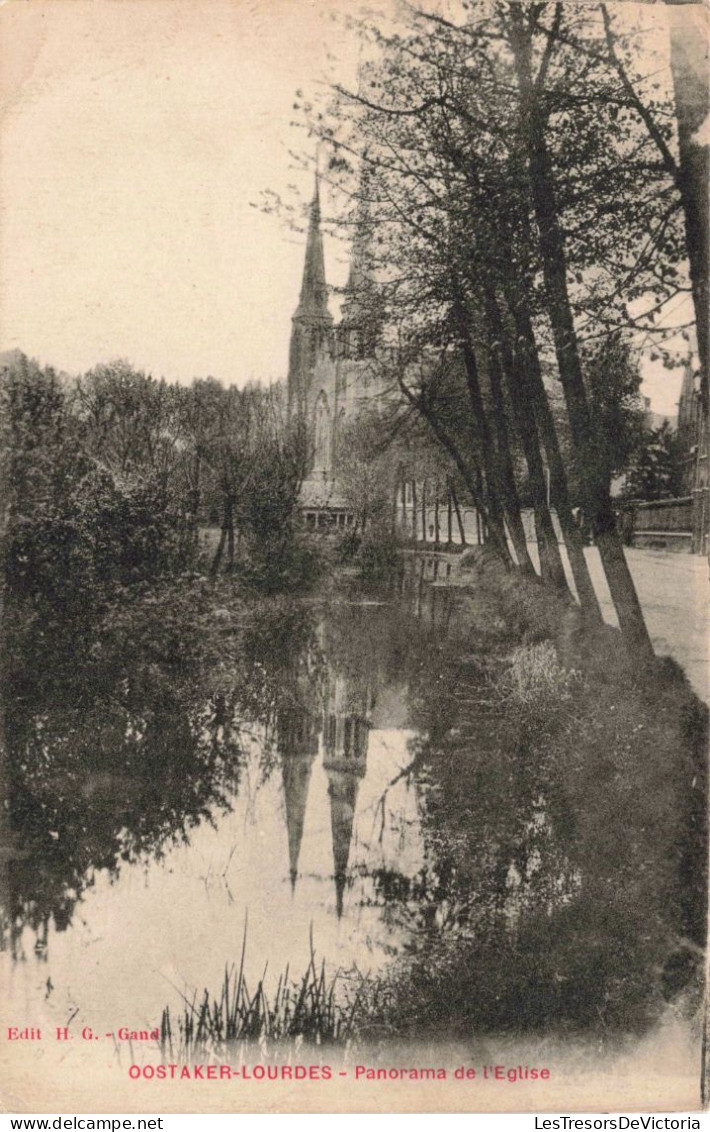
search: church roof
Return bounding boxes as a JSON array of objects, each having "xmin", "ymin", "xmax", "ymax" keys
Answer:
[
  {"xmin": 300, "ymin": 475, "xmax": 348, "ymax": 509},
  {"xmin": 326, "ymin": 769, "xmax": 361, "ymax": 918},
  {"xmin": 293, "ymin": 176, "xmax": 333, "ymax": 325},
  {"xmin": 280, "ymin": 741, "xmax": 317, "ymax": 892},
  {"xmin": 341, "ymin": 164, "xmax": 374, "ymax": 329}
]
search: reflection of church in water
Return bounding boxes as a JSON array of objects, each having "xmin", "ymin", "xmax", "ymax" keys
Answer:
[{"xmin": 277, "ymin": 663, "xmax": 372, "ymax": 918}]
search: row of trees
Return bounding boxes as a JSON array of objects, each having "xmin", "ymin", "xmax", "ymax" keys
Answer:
[
  {"xmin": 76, "ymin": 361, "xmax": 310, "ymax": 581},
  {"xmin": 333, "ymin": 339, "xmax": 646, "ymax": 543},
  {"xmin": 294, "ymin": 0, "xmax": 707, "ymax": 664},
  {"xmin": 623, "ymin": 420, "xmax": 687, "ymax": 502},
  {"xmin": 2, "ymin": 353, "xmax": 311, "ymax": 613}
]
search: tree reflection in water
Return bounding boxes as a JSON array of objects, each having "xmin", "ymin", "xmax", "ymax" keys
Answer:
[
  {"xmin": 357, "ymin": 577, "xmax": 707, "ymax": 1038},
  {"xmin": 0, "ymin": 573, "xmax": 706, "ymax": 1042}
]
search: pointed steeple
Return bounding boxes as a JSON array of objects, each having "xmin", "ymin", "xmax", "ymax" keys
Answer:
[
  {"xmin": 327, "ymin": 768, "xmax": 361, "ymax": 919},
  {"xmin": 288, "ymin": 174, "xmax": 334, "ymax": 416},
  {"xmin": 341, "ymin": 162, "xmax": 380, "ymax": 359},
  {"xmin": 322, "ymin": 676, "xmax": 370, "ymax": 919},
  {"xmin": 343, "ymin": 168, "xmax": 372, "ymax": 307},
  {"xmin": 294, "ymin": 176, "xmax": 333, "ymax": 324},
  {"xmin": 278, "ymin": 708, "xmax": 318, "ymax": 893}
]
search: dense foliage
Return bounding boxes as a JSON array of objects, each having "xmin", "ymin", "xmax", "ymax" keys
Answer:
[
  {"xmin": 284, "ymin": 0, "xmax": 708, "ymax": 662},
  {"xmin": 622, "ymin": 420, "xmax": 686, "ymax": 501},
  {"xmin": 1, "ymin": 352, "xmax": 316, "ymax": 617}
]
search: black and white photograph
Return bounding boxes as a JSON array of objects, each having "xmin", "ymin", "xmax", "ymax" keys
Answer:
[{"xmin": 0, "ymin": 0, "xmax": 708, "ymax": 1115}]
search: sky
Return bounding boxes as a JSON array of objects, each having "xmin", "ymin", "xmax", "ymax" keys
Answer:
[
  {"xmin": 0, "ymin": 0, "xmax": 359, "ymax": 387},
  {"xmin": 0, "ymin": 0, "xmax": 693, "ymax": 416}
]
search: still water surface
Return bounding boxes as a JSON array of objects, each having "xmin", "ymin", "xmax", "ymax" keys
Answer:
[
  {"xmin": 0, "ymin": 576, "xmax": 704, "ymax": 1043},
  {"xmin": 1, "ymin": 587, "xmax": 439, "ymax": 1033}
]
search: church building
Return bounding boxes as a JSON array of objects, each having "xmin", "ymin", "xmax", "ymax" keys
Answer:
[
  {"xmin": 287, "ymin": 175, "xmax": 387, "ymax": 528},
  {"xmin": 286, "ymin": 174, "xmax": 484, "ymax": 547}
]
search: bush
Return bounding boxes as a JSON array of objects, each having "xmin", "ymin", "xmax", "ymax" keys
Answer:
[
  {"xmin": 5, "ymin": 468, "xmax": 196, "ymax": 615},
  {"xmin": 335, "ymin": 529, "xmax": 362, "ymax": 562},
  {"xmin": 3, "ymin": 357, "xmax": 196, "ymax": 616},
  {"xmin": 359, "ymin": 528, "xmax": 403, "ymax": 581},
  {"xmin": 240, "ymin": 532, "xmax": 325, "ymax": 594},
  {"xmin": 499, "ymin": 641, "xmax": 581, "ymax": 706}
]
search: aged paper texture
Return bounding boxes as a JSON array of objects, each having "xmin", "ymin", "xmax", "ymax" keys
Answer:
[{"xmin": 0, "ymin": 0, "xmax": 708, "ymax": 1115}]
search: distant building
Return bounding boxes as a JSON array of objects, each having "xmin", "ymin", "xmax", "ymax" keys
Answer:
[
  {"xmin": 286, "ymin": 176, "xmax": 486, "ymax": 544},
  {"xmin": 287, "ymin": 175, "xmax": 388, "ymax": 530}
]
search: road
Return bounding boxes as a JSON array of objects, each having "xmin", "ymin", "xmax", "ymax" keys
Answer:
[{"xmin": 577, "ymin": 547, "xmax": 708, "ymax": 703}]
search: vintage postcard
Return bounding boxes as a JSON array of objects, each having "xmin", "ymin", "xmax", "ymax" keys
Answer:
[{"xmin": 0, "ymin": 0, "xmax": 708, "ymax": 1116}]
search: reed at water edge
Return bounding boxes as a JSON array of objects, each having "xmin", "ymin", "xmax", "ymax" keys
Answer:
[{"xmin": 159, "ymin": 922, "xmax": 370, "ymax": 1060}]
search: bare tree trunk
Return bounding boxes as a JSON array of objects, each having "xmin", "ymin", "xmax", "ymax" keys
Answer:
[
  {"xmin": 411, "ymin": 480, "xmax": 418, "ymax": 542},
  {"xmin": 423, "ymin": 404, "xmax": 511, "ymax": 560},
  {"xmin": 503, "ymin": 281, "xmax": 603, "ymax": 623},
  {"xmin": 398, "ymin": 374, "xmax": 511, "ymax": 562},
  {"xmin": 451, "ymin": 283, "xmax": 519, "ymax": 555},
  {"xmin": 391, "ymin": 472, "xmax": 401, "ymax": 535},
  {"xmin": 434, "ymin": 479, "xmax": 441, "ymax": 545},
  {"xmin": 210, "ymin": 500, "xmax": 228, "ymax": 576},
  {"xmin": 508, "ymin": 8, "xmax": 654, "ymax": 662},
  {"xmin": 485, "ymin": 286, "xmax": 568, "ymax": 591},
  {"xmin": 484, "ymin": 302, "xmax": 538, "ymax": 577},
  {"xmin": 189, "ymin": 450, "xmax": 202, "ymax": 549},
  {"xmin": 446, "ymin": 481, "xmax": 453, "ymax": 545},
  {"xmin": 450, "ymin": 480, "xmax": 467, "ymax": 546},
  {"xmin": 421, "ymin": 479, "xmax": 428, "ymax": 542},
  {"xmin": 416, "ymin": 557, "xmax": 425, "ymax": 618},
  {"xmin": 226, "ymin": 497, "xmax": 235, "ymax": 570}
]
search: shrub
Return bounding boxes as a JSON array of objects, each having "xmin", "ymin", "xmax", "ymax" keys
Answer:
[
  {"xmin": 240, "ymin": 532, "xmax": 325, "ymax": 594},
  {"xmin": 335, "ymin": 529, "xmax": 362, "ymax": 562},
  {"xmin": 499, "ymin": 641, "xmax": 581, "ymax": 706},
  {"xmin": 359, "ymin": 528, "xmax": 403, "ymax": 581},
  {"xmin": 5, "ymin": 467, "xmax": 196, "ymax": 614}
]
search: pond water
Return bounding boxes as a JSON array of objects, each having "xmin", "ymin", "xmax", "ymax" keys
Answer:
[{"xmin": 0, "ymin": 573, "xmax": 705, "ymax": 1049}]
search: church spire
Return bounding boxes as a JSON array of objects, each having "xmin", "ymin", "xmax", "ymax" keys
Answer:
[
  {"xmin": 294, "ymin": 175, "xmax": 333, "ymax": 323},
  {"xmin": 288, "ymin": 173, "xmax": 333, "ymax": 416},
  {"xmin": 341, "ymin": 162, "xmax": 380, "ymax": 358},
  {"xmin": 278, "ymin": 707, "xmax": 319, "ymax": 894},
  {"xmin": 344, "ymin": 166, "xmax": 372, "ymax": 302},
  {"xmin": 327, "ymin": 769, "xmax": 360, "ymax": 919},
  {"xmin": 322, "ymin": 673, "xmax": 370, "ymax": 919}
]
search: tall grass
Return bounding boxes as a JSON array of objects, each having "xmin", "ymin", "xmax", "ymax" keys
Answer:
[
  {"xmin": 159, "ymin": 925, "xmax": 367, "ymax": 1060},
  {"xmin": 499, "ymin": 641, "xmax": 581, "ymax": 706}
]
